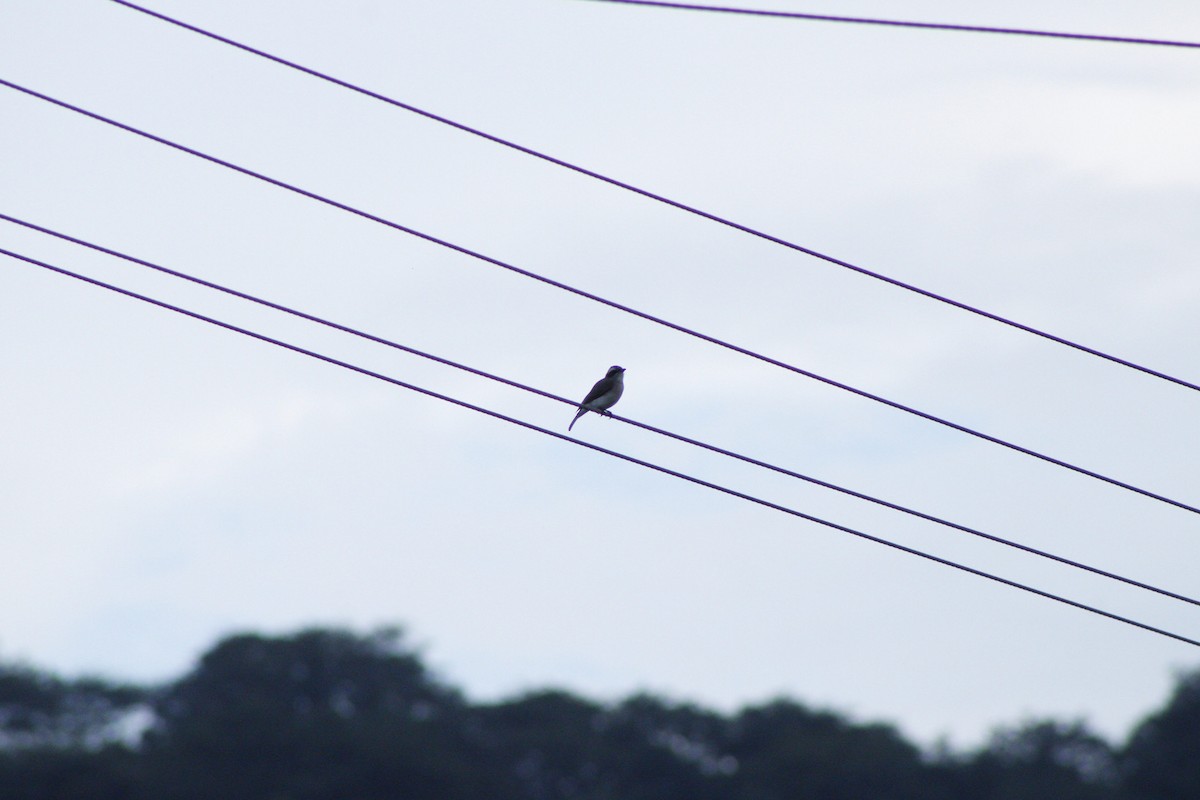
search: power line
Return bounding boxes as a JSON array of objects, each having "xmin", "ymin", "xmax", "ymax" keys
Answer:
[
  {"xmin": 579, "ymin": 0, "xmax": 1200, "ymax": 49},
  {"xmin": 3, "ymin": 77, "xmax": 1196, "ymax": 518},
  {"xmin": 5, "ymin": 209, "xmax": 1196, "ymax": 610},
  {"xmin": 3, "ymin": 243, "xmax": 1197, "ymax": 649},
  {"xmin": 107, "ymin": 0, "xmax": 1200, "ymax": 396}
]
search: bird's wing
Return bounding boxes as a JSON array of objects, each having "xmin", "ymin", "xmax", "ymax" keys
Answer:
[{"xmin": 580, "ymin": 376, "xmax": 613, "ymax": 406}]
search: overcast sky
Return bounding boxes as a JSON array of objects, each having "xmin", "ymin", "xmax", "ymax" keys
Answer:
[{"xmin": 2, "ymin": 0, "xmax": 1199, "ymax": 749}]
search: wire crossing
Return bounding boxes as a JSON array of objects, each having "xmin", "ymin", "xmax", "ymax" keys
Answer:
[
  {"xmin": 5, "ymin": 210, "xmax": 1196, "ymax": 610},
  {"xmin": 108, "ymin": 0, "xmax": 1200, "ymax": 395},
  {"xmin": 579, "ymin": 0, "xmax": 1200, "ymax": 49},
  {"xmin": 3, "ymin": 76, "xmax": 1196, "ymax": 517},
  {"xmin": 3, "ymin": 244, "xmax": 1198, "ymax": 649}
]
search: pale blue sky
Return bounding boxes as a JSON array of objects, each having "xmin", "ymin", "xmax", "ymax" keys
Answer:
[{"xmin": 2, "ymin": 0, "xmax": 1199, "ymax": 747}]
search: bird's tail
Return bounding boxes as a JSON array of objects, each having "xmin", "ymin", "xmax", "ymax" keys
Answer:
[{"xmin": 568, "ymin": 407, "xmax": 586, "ymax": 431}]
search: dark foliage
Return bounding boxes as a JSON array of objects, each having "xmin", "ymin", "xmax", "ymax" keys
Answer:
[
  {"xmin": 140, "ymin": 627, "xmax": 491, "ymax": 800},
  {"xmin": 0, "ymin": 627, "xmax": 1194, "ymax": 800},
  {"xmin": 934, "ymin": 720, "xmax": 1118, "ymax": 800},
  {"xmin": 0, "ymin": 746, "xmax": 140, "ymax": 800},
  {"xmin": 0, "ymin": 664, "xmax": 145, "ymax": 750},
  {"xmin": 725, "ymin": 699, "xmax": 927, "ymax": 800},
  {"xmin": 1120, "ymin": 671, "xmax": 1200, "ymax": 800}
]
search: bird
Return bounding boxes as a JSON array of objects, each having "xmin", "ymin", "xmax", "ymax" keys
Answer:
[{"xmin": 568, "ymin": 366, "xmax": 626, "ymax": 431}]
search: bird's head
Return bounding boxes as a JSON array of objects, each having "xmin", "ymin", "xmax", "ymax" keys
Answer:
[{"xmin": 607, "ymin": 366, "xmax": 626, "ymax": 377}]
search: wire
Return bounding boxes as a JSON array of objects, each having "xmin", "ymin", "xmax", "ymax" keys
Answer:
[
  {"xmin": 578, "ymin": 0, "xmax": 1200, "ymax": 49},
  {"xmin": 3, "ymin": 244, "xmax": 1197, "ymax": 649},
  {"xmin": 6, "ymin": 209, "xmax": 1196, "ymax": 610},
  {"xmin": 108, "ymin": 0, "xmax": 1200, "ymax": 395},
  {"xmin": 3, "ymin": 77, "xmax": 1196, "ymax": 518}
]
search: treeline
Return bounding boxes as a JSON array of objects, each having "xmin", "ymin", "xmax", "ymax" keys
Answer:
[{"xmin": 0, "ymin": 627, "xmax": 1196, "ymax": 799}]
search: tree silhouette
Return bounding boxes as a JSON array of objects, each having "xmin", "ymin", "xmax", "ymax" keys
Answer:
[
  {"xmin": 1121, "ymin": 670, "xmax": 1200, "ymax": 800},
  {"xmin": 0, "ymin": 663, "xmax": 144, "ymax": 749},
  {"xmin": 0, "ymin": 627, "xmax": 1195, "ymax": 800},
  {"xmin": 140, "ymin": 627, "xmax": 489, "ymax": 799},
  {"xmin": 946, "ymin": 719, "xmax": 1117, "ymax": 800},
  {"xmin": 724, "ymin": 698, "xmax": 926, "ymax": 800},
  {"xmin": 0, "ymin": 663, "xmax": 145, "ymax": 800}
]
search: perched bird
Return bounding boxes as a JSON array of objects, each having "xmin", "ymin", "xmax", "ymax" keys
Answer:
[{"xmin": 568, "ymin": 366, "xmax": 626, "ymax": 431}]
